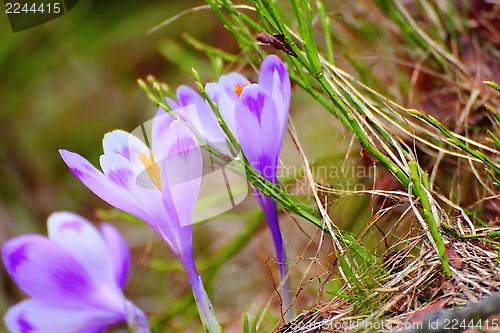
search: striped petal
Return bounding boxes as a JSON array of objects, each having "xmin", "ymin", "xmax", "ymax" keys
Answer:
[
  {"xmin": 99, "ymin": 152, "xmax": 165, "ymax": 226},
  {"xmin": 234, "ymin": 84, "xmax": 281, "ymax": 181},
  {"xmin": 160, "ymin": 121, "xmax": 202, "ymax": 228},
  {"xmin": 176, "ymin": 85, "xmax": 226, "ymax": 145},
  {"xmin": 59, "ymin": 150, "xmax": 149, "ymax": 224},
  {"xmin": 205, "ymin": 82, "xmax": 238, "ymax": 141},
  {"xmin": 2, "ymin": 235, "xmax": 98, "ymax": 307},
  {"xmin": 258, "ymin": 55, "xmax": 290, "ymax": 132},
  {"xmin": 47, "ymin": 213, "xmax": 118, "ymax": 297}
]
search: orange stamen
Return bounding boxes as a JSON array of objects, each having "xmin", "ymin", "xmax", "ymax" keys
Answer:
[
  {"xmin": 235, "ymin": 83, "xmax": 248, "ymax": 97},
  {"xmin": 138, "ymin": 151, "xmax": 162, "ymax": 190}
]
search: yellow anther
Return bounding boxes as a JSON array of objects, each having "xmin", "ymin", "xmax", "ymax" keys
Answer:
[{"xmin": 138, "ymin": 151, "xmax": 162, "ymax": 190}]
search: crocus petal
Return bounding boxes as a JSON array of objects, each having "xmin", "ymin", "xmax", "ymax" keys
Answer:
[
  {"xmin": 47, "ymin": 213, "xmax": 118, "ymax": 295},
  {"xmin": 4, "ymin": 299, "xmax": 122, "ymax": 333},
  {"xmin": 234, "ymin": 84, "xmax": 281, "ymax": 180},
  {"xmin": 98, "ymin": 153, "xmax": 165, "ymax": 225},
  {"xmin": 176, "ymin": 85, "xmax": 207, "ymax": 111},
  {"xmin": 161, "ymin": 120, "xmax": 202, "ymax": 228},
  {"xmin": 165, "ymin": 97, "xmax": 180, "ymax": 111},
  {"xmin": 152, "ymin": 111, "xmax": 175, "ymax": 161},
  {"xmin": 102, "ymin": 130, "xmax": 149, "ymax": 165},
  {"xmin": 176, "ymin": 86, "xmax": 226, "ymax": 145},
  {"xmin": 205, "ymin": 82, "xmax": 238, "ymax": 141},
  {"xmin": 217, "ymin": 72, "xmax": 251, "ymax": 104},
  {"xmin": 101, "ymin": 223, "xmax": 130, "ymax": 289},
  {"xmin": 124, "ymin": 300, "xmax": 150, "ymax": 333},
  {"xmin": 59, "ymin": 150, "xmax": 149, "ymax": 224},
  {"xmin": 102, "ymin": 130, "xmax": 154, "ymax": 182},
  {"xmin": 258, "ymin": 55, "xmax": 291, "ymax": 123},
  {"xmin": 2, "ymin": 235, "xmax": 98, "ymax": 307}
]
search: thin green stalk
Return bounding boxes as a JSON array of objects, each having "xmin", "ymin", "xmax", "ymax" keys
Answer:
[
  {"xmin": 441, "ymin": 223, "xmax": 500, "ymax": 240},
  {"xmin": 488, "ymin": 131, "xmax": 500, "ymax": 149},
  {"xmin": 484, "ymin": 80, "xmax": 500, "ymax": 93},
  {"xmin": 315, "ymin": 73, "xmax": 410, "ymax": 187},
  {"xmin": 256, "ymin": 0, "xmax": 315, "ymax": 74},
  {"xmin": 248, "ymin": 0, "xmax": 278, "ymax": 32},
  {"xmin": 317, "ymin": 0, "xmax": 334, "ymax": 65},
  {"xmin": 205, "ymin": 0, "xmax": 255, "ymax": 50},
  {"xmin": 407, "ymin": 109, "xmax": 500, "ymax": 176},
  {"xmin": 216, "ymin": 0, "xmax": 264, "ymax": 43},
  {"xmin": 255, "ymin": 0, "xmax": 410, "ymax": 188},
  {"xmin": 182, "ymin": 33, "xmax": 241, "ymax": 63},
  {"xmin": 192, "ymin": 68, "xmax": 241, "ymax": 152},
  {"xmin": 137, "ymin": 79, "xmax": 160, "ymax": 105},
  {"xmin": 338, "ymin": 255, "xmax": 364, "ymax": 294},
  {"xmin": 287, "ymin": 59, "xmax": 353, "ymax": 132},
  {"xmin": 409, "ymin": 160, "xmax": 451, "ymax": 277},
  {"xmin": 486, "ymin": 105, "xmax": 500, "ymax": 124},
  {"xmin": 299, "ymin": 0, "xmax": 322, "ymax": 73},
  {"xmin": 289, "ymin": 0, "xmax": 321, "ymax": 74}
]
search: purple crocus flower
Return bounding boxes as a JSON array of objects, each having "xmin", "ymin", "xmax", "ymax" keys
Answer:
[
  {"xmin": 167, "ymin": 55, "xmax": 292, "ymax": 318},
  {"xmin": 2, "ymin": 212, "xmax": 148, "ymax": 333},
  {"xmin": 59, "ymin": 113, "xmax": 221, "ymax": 332}
]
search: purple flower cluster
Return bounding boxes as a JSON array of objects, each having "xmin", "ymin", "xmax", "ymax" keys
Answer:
[
  {"xmin": 3, "ymin": 212, "xmax": 148, "ymax": 333},
  {"xmin": 166, "ymin": 55, "xmax": 293, "ymax": 315},
  {"xmin": 60, "ymin": 112, "xmax": 220, "ymax": 332},
  {"xmin": 2, "ymin": 55, "xmax": 292, "ymax": 332}
]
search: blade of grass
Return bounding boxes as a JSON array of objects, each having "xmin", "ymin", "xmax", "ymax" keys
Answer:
[{"xmin": 409, "ymin": 159, "xmax": 451, "ymax": 277}]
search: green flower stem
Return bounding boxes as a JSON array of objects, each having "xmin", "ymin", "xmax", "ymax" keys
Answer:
[
  {"xmin": 441, "ymin": 223, "xmax": 500, "ymax": 241},
  {"xmin": 255, "ymin": 0, "xmax": 315, "ymax": 74},
  {"xmin": 298, "ymin": 0, "xmax": 322, "ymax": 74},
  {"xmin": 409, "ymin": 160, "xmax": 451, "ymax": 277},
  {"xmin": 183, "ymin": 33, "xmax": 241, "ymax": 63},
  {"xmin": 316, "ymin": 0, "xmax": 334, "ymax": 65},
  {"xmin": 204, "ymin": 0, "xmax": 256, "ymax": 51},
  {"xmin": 488, "ymin": 131, "xmax": 500, "ymax": 149},
  {"xmin": 486, "ymin": 105, "xmax": 500, "ymax": 124},
  {"xmin": 248, "ymin": 0, "xmax": 277, "ymax": 32},
  {"xmin": 216, "ymin": 0, "xmax": 265, "ymax": 42}
]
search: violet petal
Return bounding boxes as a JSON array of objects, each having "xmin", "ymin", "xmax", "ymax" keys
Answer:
[
  {"xmin": 2, "ymin": 235, "xmax": 98, "ymax": 307},
  {"xmin": 234, "ymin": 84, "xmax": 281, "ymax": 180},
  {"xmin": 205, "ymin": 82, "xmax": 238, "ymax": 141},
  {"xmin": 100, "ymin": 223, "xmax": 131, "ymax": 289},
  {"xmin": 4, "ymin": 299, "xmax": 121, "ymax": 333},
  {"xmin": 47, "ymin": 212, "xmax": 118, "ymax": 294},
  {"xmin": 217, "ymin": 72, "xmax": 251, "ymax": 104},
  {"xmin": 176, "ymin": 86, "xmax": 226, "ymax": 145},
  {"xmin": 59, "ymin": 150, "xmax": 148, "ymax": 224},
  {"xmin": 258, "ymin": 55, "xmax": 291, "ymax": 120}
]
